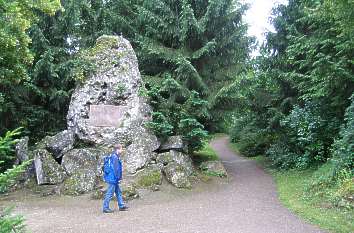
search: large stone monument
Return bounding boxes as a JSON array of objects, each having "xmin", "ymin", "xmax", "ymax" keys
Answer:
[{"xmin": 29, "ymin": 35, "xmax": 195, "ymax": 197}]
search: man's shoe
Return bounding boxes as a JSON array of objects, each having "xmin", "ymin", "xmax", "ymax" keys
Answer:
[
  {"xmin": 119, "ymin": 206, "xmax": 128, "ymax": 211},
  {"xmin": 103, "ymin": 209, "xmax": 114, "ymax": 213}
]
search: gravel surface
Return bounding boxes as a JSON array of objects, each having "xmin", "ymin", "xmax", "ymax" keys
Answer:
[{"xmin": 1, "ymin": 137, "xmax": 325, "ymax": 233}]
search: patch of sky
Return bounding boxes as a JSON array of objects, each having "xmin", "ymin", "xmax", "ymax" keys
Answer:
[{"xmin": 242, "ymin": 0, "xmax": 288, "ymax": 57}]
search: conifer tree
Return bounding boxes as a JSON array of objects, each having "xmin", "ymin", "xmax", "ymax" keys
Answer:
[
  {"xmin": 222, "ymin": 0, "xmax": 354, "ymax": 171},
  {"xmin": 0, "ymin": 0, "xmax": 61, "ymax": 139},
  {"xmin": 2, "ymin": 0, "xmax": 252, "ymax": 150},
  {"xmin": 104, "ymin": 0, "xmax": 253, "ymax": 134}
]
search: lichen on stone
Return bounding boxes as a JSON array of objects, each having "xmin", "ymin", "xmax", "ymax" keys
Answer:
[
  {"xmin": 199, "ymin": 161, "xmax": 227, "ymax": 178},
  {"xmin": 163, "ymin": 162, "xmax": 192, "ymax": 189},
  {"xmin": 62, "ymin": 169, "xmax": 97, "ymax": 195},
  {"xmin": 82, "ymin": 35, "xmax": 128, "ymax": 75},
  {"xmin": 135, "ymin": 168, "xmax": 162, "ymax": 188}
]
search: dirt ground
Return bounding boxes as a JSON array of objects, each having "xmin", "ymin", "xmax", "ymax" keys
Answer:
[{"xmin": 0, "ymin": 137, "xmax": 326, "ymax": 233}]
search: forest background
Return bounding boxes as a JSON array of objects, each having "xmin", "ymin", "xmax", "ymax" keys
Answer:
[{"xmin": 0, "ymin": 0, "xmax": 353, "ymax": 231}]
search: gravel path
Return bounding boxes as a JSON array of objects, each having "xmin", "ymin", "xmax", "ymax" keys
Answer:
[{"xmin": 3, "ymin": 136, "xmax": 325, "ymax": 233}]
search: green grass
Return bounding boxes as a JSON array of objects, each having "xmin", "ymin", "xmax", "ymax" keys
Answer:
[
  {"xmin": 192, "ymin": 141, "xmax": 219, "ymax": 166},
  {"xmin": 136, "ymin": 171, "xmax": 162, "ymax": 188},
  {"xmin": 210, "ymin": 133, "xmax": 227, "ymax": 139},
  {"xmin": 192, "ymin": 138, "xmax": 226, "ymax": 178},
  {"xmin": 247, "ymin": 155, "xmax": 354, "ymax": 233}
]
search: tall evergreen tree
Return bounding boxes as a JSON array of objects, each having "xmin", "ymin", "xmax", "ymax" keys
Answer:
[
  {"xmin": 26, "ymin": 0, "xmax": 252, "ymax": 148},
  {"xmin": 1, "ymin": 0, "xmax": 252, "ymax": 150},
  {"xmin": 129, "ymin": 0, "xmax": 252, "ymax": 131},
  {"xmin": 0, "ymin": 0, "xmax": 61, "ymax": 137},
  {"xmin": 220, "ymin": 0, "xmax": 354, "ymax": 170},
  {"xmin": 99, "ymin": 0, "xmax": 253, "ymax": 137}
]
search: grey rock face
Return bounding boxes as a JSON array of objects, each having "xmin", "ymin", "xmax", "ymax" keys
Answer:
[
  {"xmin": 131, "ymin": 128, "xmax": 160, "ymax": 152},
  {"xmin": 200, "ymin": 161, "xmax": 228, "ymax": 177},
  {"xmin": 66, "ymin": 35, "xmax": 159, "ymax": 177},
  {"xmin": 156, "ymin": 150, "xmax": 194, "ymax": 188},
  {"xmin": 15, "ymin": 137, "xmax": 29, "ymax": 164},
  {"xmin": 133, "ymin": 164, "xmax": 162, "ymax": 189},
  {"xmin": 124, "ymin": 143, "xmax": 154, "ymax": 174},
  {"xmin": 66, "ymin": 35, "xmax": 153, "ymax": 147},
  {"xmin": 123, "ymin": 123, "xmax": 159, "ymax": 174},
  {"xmin": 62, "ymin": 169, "xmax": 97, "ymax": 195},
  {"xmin": 37, "ymin": 130, "xmax": 75, "ymax": 159},
  {"xmin": 120, "ymin": 181, "xmax": 140, "ymax": 200},
  {"xmin": 29, "ymin": 35, "xmax": 197, "ymax": 196},
  {"xmin": 156, "ymin": 150, "xmax": 194, "ymax": 176},
  {"xmin": 33, "ymin": 149, "xmax": 67, "ymax": 185},
  {"xmin": 163, "ymin": 163, "xmax": 192, "ymax": 189},
  {"xmin": 15, "ymin": 138, "xmax": 35, "ymax": 182},
  {"xmin": 159, "ymin": 136, "xmax": 184, "ymax": 151},
  {"xmin": 61, "ymin": 148, "xmax": 102, "ymax": 175}
]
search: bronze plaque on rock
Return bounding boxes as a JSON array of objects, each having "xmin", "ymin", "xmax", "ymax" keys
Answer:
[{"xmin": 89, "ymin": 105, "xmax": 127, "ymax": 127}]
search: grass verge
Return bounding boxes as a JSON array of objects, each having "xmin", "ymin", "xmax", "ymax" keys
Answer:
[
  {"xmin": 192, "ymin": 136, "xmax": 224, "ymax": 178},
  {"xmin": 192, "ymin": 141, "xmax": 219, "ymax": 166},
  {"xmin": 245, "ymin": 155, "xmax": 354, "ymax": 233}
]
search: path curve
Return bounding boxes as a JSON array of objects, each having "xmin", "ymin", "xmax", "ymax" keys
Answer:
[{"xmin": 5, "ymin": 137, "xmax": 325, "ymax": 233}]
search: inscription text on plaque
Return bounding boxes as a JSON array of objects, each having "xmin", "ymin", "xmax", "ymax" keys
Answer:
[{"xmin": 88, "ymin": 105, "xmax": 127, "ymax": 127}]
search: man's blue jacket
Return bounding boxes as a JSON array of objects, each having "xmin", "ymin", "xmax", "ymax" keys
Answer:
[{"xmin": 105, "ymin": 152, "xmax": 122, "ymax": 184}]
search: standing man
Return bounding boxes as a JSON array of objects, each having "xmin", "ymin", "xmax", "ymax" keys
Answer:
[{"xmin": 103, "ymin": 144, "xmax": 128, "ymax": 213}]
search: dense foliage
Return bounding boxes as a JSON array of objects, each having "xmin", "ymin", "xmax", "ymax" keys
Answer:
[
  {"xmin": 129, "ymin": 0, "xmax": 252, "ymax": 150},
  {"xmin": 0, "ymin": 207, "xmax": 25, "ymax": 233},
  {"xmin": 1, "ymin": 0, "xmax": 252, "ymax": 151},
  {"xmin": 0, "ymin": 129, "xmax": 32, "ymax": 232},
  {"xmin": 222, "ymin": 0, "xmax": 353, "ymax": 177},
  {"xmin": 57, "ymin": 0, "xmax": 252, "ymax": 149},
  {"xmin": 0, "ymin": 0, "xmax": 62, "ymax": 141},
  {"xmin": 0, "ymin": 1, "xmax": 61, "ymax": 232}
]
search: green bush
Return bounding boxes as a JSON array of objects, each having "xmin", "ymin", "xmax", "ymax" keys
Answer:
[
  {"xmin": 0, "ymin": 207, "xmax": 26, "ymax": 233},
  {"xmin": 266, "ymin": 140, "xmax": 304, "ymax": 170},
  {"xmin": 0, "ymin": 129, "xmax": 31, "ymax": 232},
  {"xmin": 306, "ymin": 95, "xmax": 354, "ymax": 209},
  {"xmin": 178, "ymin": 117, "xmax": 208, "ymax": 153},
  {"xmin": 230, "ymin": 114, "xmax": 269, "ymax": 157},
  {"xmin": 0, "ymin": 129, "xmax": 21, "ymax": 173},
  {"xmin": 146, "ymin": 112, "xmax": 174, "ymax": 139},
  {"xmin": 307, "ymin": 163, "xmax": 353, "ymax": 209},
  {"xmin": 265, "ymin": 103, "xmax": 338, "ymax": 169},
  {"xmin": 145, "ymin": 77, "xmax": 208, "ymax": 153},
  {"xmin": 331, "ymin": 95, "xmax": 354, "ymax": 176}
]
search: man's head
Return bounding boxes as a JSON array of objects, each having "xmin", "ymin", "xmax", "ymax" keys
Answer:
[{"xmin": 114, "ymin": 144, "xmax": 123, "ymax": 154}]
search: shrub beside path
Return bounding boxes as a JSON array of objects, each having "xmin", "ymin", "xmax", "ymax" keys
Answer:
[{"xmin": 3, "ymin": 136, "xmax": 325, "ymax": 233}]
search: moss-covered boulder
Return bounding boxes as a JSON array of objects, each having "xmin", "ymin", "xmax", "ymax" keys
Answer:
[
  {"xmin": 156, "ymin": 150, "xmax": 194, "ymax": 176},
  {"xmin": 163, "ymin": 163, "xmax": 192, "ymax": 189},
  {"xmin": 66, "ymin": 35, "xmax": 158, "ymax": 149},
  {"xmin": 62, "ymin": 169, "xmax": 97, "ymax": 195},
  {"xmin": 134, "ymin": 165, "xmax": 162, "ymax": 189},
  {"xmin": 120, "ymin": 182, "xmax": 139, "ymax": 200},
  {"xmin": 36, "ymin": 130, "xmax": 75, "ymax": 159},
  {"xmin": 124, "ymin": 143, "xmax": 157, "ymax": 174},
  {"xmin": 159, "ymin": 136, "xmax": 184, "ymax": 152},
  {"xmin": 61, "ymin": 148, "xmax": 102, "ymax": 175},
  {"xmin": 199, "ymin": 161, "xmax": 228, "ymax": 177},
  {"xmin": 33, "ymin": 149, "xmax": 67, "ymax": 185}
]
